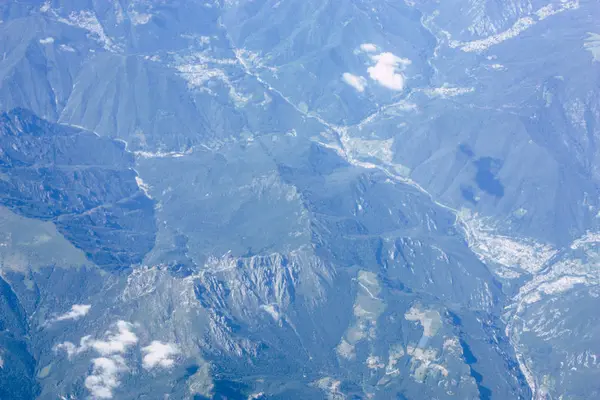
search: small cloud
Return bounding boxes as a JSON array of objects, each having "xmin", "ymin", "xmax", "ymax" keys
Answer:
[
  {"xmin": 85, "ymin": 355, "xmax": 128, "ymax": 399},
  {"xmin": 55, "ymin": 321, "xmax": 138, "ymax": 399},
  {"xmin": 55, "ymin": 304, "xmax": 91, "ymax": 322},
  {"xmin": 342, "ymin": 73, "xmax": 367, "ymax": 92},
  {"xmin": 360, "ymin": 43, "xmax": 377, "ymax": 53},
  {"xmin": 367, "ymin": 52, "xmax": 411, "ymax": 91},
  {"xmin": 141, "ymin": 341, "xmax": 180, "ymax": 369},
  {"xmin": 55, "ymin": 321, "xmax": 138, "ymax": 357},
  {"xmin": 39, "ymin": 37, "xmax": 55, "ymax": 45},
  {"xmin": 55, "ymin": 339, "xmax": 87, "ymax": 358},
  {"xmin": 90, "ymin": 321, "xmax": 138, "ymax": 356}
]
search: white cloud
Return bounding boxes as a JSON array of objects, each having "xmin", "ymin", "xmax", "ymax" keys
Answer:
[
  {"xmin": 55, "ymin": 304, "xmax": 91, "ymax": 322},
  {"xmin": 85, "ymin": 355, "xmax": 128, "ymax": 399},
  {"xmin": 55, "ymin": 339, "xmax": 87, "ymax": 358},
  {"xmin": 141, "ymin": 341, "xmax": 180, "ymax": 369},
  {"xmin": 367, "ymin": 52, "xmax": 411, "ymax": 91},
  {"xmin": 54, "ymin": 321, "xmax": 138, "ymax": 357},
  {"xmin": 342, "ymin": 73, "xmax": 367, "ymax": 92},
  {"xmin": 55, "ymin": 321, "xmax": 138, "ymax": 399},
  {"xmin": 90, "ymin": 321, "xmax": 138, "ymax": 355},
  {"xmin": 39, "ymin": 37, "xmax": 54, "ymax": 45},
  {"xmin": 360, "ymin": 43, "xmax": 377, "ymax": 53}
]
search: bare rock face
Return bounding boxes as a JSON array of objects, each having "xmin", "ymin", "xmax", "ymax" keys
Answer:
[{"xmin": 0, "ymin": 1, "xmax": 599, "ymax": 399}]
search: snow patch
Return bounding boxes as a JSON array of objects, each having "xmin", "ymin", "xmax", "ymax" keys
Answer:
[{"xmin": 39, "ymin": 37, "xmax": 55, "ymax": 45}]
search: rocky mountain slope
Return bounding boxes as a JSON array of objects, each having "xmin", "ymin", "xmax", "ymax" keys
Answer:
[{"xmin": 0, "ymin": 1, "xmax": 599, "ymax": 399}]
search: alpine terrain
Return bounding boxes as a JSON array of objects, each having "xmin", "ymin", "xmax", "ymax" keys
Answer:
[{"xmin": 0, "ymin": 0, "xmax": 599, "ymax": 399}]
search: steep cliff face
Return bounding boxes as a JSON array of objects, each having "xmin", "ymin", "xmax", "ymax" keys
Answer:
[{"xmin": 0, "ymin": 1, "xmax": 599, "ymax": 399}]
